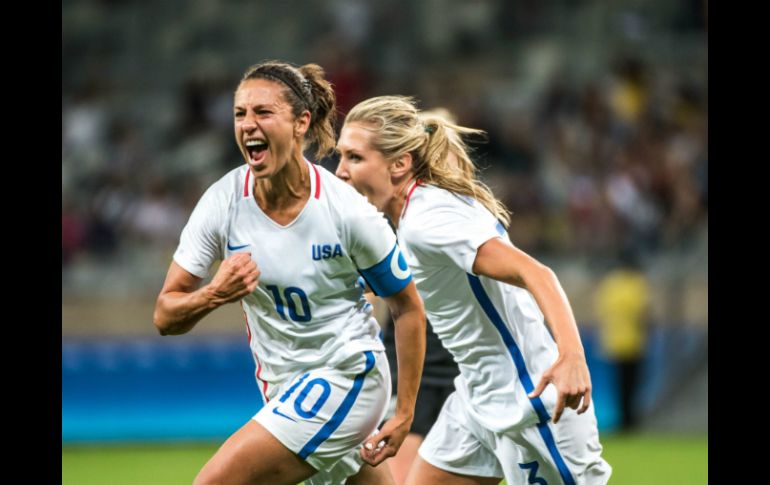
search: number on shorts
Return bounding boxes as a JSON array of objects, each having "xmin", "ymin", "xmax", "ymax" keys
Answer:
[
  {"xmin": 293, "ymin": 378, "xmax": 331, "ymax": 418},
  {"xmin": 279, "ymin": 374, "xmax": 331, "ymax": 419},
  {"xmin": 519, "ymin": 461, "xmax": 548, "ymax": 485}
]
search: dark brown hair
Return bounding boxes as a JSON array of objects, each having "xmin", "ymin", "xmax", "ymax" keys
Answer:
[{"xmin": 241, "ymin": 61, "xmax": 337, "ymax": 159}]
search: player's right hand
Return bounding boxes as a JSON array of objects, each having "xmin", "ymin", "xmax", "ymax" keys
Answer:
[
  {"xmin": 208, "ymin": 253, "xmax": 260, "ymax": 304},
  {"xmin": 528, "ymin": 351, "xmax": 592, "ymax": 424},
  {"xmin": 359, "ymin": 412, "xmax": 412, "ymax": 467}
]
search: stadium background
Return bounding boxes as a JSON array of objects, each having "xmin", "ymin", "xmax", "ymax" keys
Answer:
[{"xmin": 62, "ymin": 0, "xmax": 707, "ymax": 483}]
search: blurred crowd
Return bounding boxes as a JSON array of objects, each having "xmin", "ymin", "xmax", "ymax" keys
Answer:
[
  {"xmin": 62, "ymin": 0, "xmax": 707, "ymax": 271},
  {"xmin": 497, "ymin": 56, "xmax": 707, "ymax": 260}
]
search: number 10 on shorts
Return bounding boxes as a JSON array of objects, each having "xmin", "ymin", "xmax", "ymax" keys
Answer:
[{"xmin": 276, "ymin": 372, "xmax": 331, "ymax": 420}]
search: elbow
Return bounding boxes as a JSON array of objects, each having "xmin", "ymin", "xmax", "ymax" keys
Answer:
[
  {"xmin": 153, "ymin": 305, "xmax": 174, "ymax": 336},
  {"xmin": 390, "ymin": 301, "xmax": 426, "ymax": 330},
  {"xmin": 417, "ymin": 307, "xmax": 427, "ymax": 329},
  {"xmin": 153, "ymin": 312, "xmax": 170, "ymax": 336},
  {"xmin": 388, "ymin": 282, "xmax": 427, "ymax": 330},
  {"xmin": 532, "ymin": 261, "xmax": 558, "ymax": 284},
  {"xmin": 541, "ymin": 263, "xmax": 558, "ymax": 280},
  {"xmin": 408, "ymin": 305, "xmax": 427, "ymax": 333},
  {"xmin": 516, "ymin": 262, "xmax": 559, "ymax": 292},
  {"xmin": 535, "ymin": 265, "xmax": 570, "ymax": 299}
]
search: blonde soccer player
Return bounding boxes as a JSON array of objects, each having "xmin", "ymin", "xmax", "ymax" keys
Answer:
[{"xmin": 335, "ymin": 96, "xmax": 611, "ymax": 485}]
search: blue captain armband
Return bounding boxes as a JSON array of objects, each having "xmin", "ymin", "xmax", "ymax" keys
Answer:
[{"xmin": 359, "ymin": 244, "xmax": 412, "ymax": 297}]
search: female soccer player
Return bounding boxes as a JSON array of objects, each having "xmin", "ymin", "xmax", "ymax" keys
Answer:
[
  {"xmin": 154, "ymin": 64, "xmax": 425, "ymax": 485},
  {"xmin": 335, "ymin": 96, "xmax": 611, "ymax": 485}
]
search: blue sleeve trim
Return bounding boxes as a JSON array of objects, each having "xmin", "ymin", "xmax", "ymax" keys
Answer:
[{"xmin": 359, "ymin": 244, "xmax": 412, "ymax": 297}]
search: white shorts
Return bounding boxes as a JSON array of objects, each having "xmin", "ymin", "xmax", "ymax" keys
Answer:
[
  {"xmin": 419, "ymin": 391, "xmax": 612, "ymax": 485},
  {"xmin": 254, "ymin": 350, "xmax": 391, "ymax": 485}
]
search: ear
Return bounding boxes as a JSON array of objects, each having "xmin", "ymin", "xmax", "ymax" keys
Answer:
[
  {"xmin": 294, "ymin": 110, "xmax": 311, "ymax": 138},
  {"xmin": 390, "ymin": 152, "xmax": 413, "ymax": 179}
]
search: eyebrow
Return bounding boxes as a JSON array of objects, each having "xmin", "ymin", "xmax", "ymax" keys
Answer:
[
  {"xmin": 337, "ymin": 147, "xmax": 361, "ymax": 156},
  {"xmin": 233, "ymin": 102, "xmax": 278, "ymax": 111}
]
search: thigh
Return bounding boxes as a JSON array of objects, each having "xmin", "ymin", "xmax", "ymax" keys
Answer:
[
  {"xmin": 346, "ymin": 463, "xmax": 396, "ymax": 485},
  {"xmin": 194, "ymin": 419, "xmax": 316, "ymax": 485},
  {"xmin": 405, "ymin": 456, "xmax": 502, "ymax": 485},
  {"xmin": 385, "ymin": 432, "xmax": 423, "ymax": 485}
]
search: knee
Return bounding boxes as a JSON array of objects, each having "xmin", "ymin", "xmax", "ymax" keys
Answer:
[{"xmin": 193, "ymin": 463, "xmax": 228, "ymax": 485}]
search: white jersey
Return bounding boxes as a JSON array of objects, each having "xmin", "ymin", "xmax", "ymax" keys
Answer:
[
  {"xmin": 174, "ymin": 160, "xmax": 412, "ymax": 402},
  {"xmin": 398, "ymin": 183, "xmax": 560, "ymax": 433}
]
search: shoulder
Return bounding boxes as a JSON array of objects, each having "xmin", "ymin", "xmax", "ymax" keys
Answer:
[
  {"xmin": 400, "ymin": 184, "xmax": 498, "ymax": 250},
  {"xmin": 409, "ymin": 184, "xmax": 477, "ymax": 215},
  {"xmin": 200, "ymin": 165, "xmax": 249, "ymax": 206},
  {"xmin": 401, "ymin": 184, "xmax": 475, "ymax": 232}
]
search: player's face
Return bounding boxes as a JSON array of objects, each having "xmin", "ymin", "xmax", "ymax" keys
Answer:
[
  {"xmin": 234, "ymin": 78, "xmax": 307, "ymax": 179},
  {"xmin": 336, "ymin": 123, "xmax": 395, "ymax": 211}
]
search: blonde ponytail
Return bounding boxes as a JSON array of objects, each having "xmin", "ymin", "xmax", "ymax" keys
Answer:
[{"xmin": 345, "ymin": 96, "xmax": 511, "ymax": 227}]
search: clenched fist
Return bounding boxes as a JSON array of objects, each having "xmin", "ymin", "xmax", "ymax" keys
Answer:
[{"xmin": 208, "ymin": 252, "xmax": 261, "ymax": 304}]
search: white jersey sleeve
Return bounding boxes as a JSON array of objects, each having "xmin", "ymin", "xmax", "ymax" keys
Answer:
[
  {"xmin": 330, "ymin": 181, "xmax": 412, "ymax": 296},
  {"xmin": 173, "ymin": 182, "xmax": 229, "ymax": 278},
  {"xmin": 405, "ymin": 191, "xmax": 503, "ymax": 275}
]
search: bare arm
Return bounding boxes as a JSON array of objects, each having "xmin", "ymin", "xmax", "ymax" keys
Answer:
[
  {"xmin": 153, "ymin": 253, "xmax": 260, "ymax": 336},
  {"xmin": 472, "ymin": 237, "xmax": 591, "ymax": 423},
  {"xmin": 360, "ymin": 280, "xmax": 426, "ymax": 466}
]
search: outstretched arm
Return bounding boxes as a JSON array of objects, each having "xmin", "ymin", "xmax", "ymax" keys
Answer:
[
  {"xmin": 360, "ymin": 280, "xmax": 425, "ymax": 466},
  {"xmin": 473, "ymin": 238, "xmax": 591, "ymax": 423},
  {"xmin": 154, "ymin": 253, "xmax": 260, "ymax": 336}
]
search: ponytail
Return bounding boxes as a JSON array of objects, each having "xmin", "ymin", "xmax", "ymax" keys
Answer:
[{"xmin": 345, "ymin": 96, "xmax": 511, "ymax": 227}]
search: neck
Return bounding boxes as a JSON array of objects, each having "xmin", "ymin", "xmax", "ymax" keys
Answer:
[
  {"xmin": 384, "ymin": 175, "xmax": 418, "ymax": 229},
  {"xmin": 253, "ymin": 152, "xmax": 309, "ymax": 209}
]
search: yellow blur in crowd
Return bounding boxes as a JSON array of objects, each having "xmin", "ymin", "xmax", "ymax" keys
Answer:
[{"xmin": 595, "ymin": 268, "xmax": 651, "ymax": 361}]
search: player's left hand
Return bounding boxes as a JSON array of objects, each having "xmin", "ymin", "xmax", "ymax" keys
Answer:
[
  {"xmin": 528, "ymin": 351, "xmax": 592, "ymax": 424},
  {"xmin": 359, "ymin": 413, "xmax": 412, "ymax": 466}
]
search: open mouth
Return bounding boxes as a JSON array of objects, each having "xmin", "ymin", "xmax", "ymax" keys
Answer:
[{"xmin": 245, "ymin": 139, "xmax": 268, "ymax": 163}]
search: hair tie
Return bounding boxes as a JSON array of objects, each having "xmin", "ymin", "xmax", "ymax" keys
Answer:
[{"xmin": 425, "ymin": 125, "xmax": 435, "ymax": 134}]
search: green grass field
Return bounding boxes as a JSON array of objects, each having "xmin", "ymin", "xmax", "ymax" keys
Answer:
[{"xmin": 62, "ymin": 433, "xmax": 707, "ymax": 485}]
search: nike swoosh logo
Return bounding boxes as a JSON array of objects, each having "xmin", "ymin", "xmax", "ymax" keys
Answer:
[
  {"xmin": 227, "ymin": 242, "xmax": 250, "ymax": 251},
  {"xmin": 272, "ymin": 407, "xmax": 297, "ymax": 422}
]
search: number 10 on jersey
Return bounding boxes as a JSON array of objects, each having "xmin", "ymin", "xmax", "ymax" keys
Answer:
[{"xmin": 266, "ymin": 285, "xmax": 312, "ymax": 322}]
